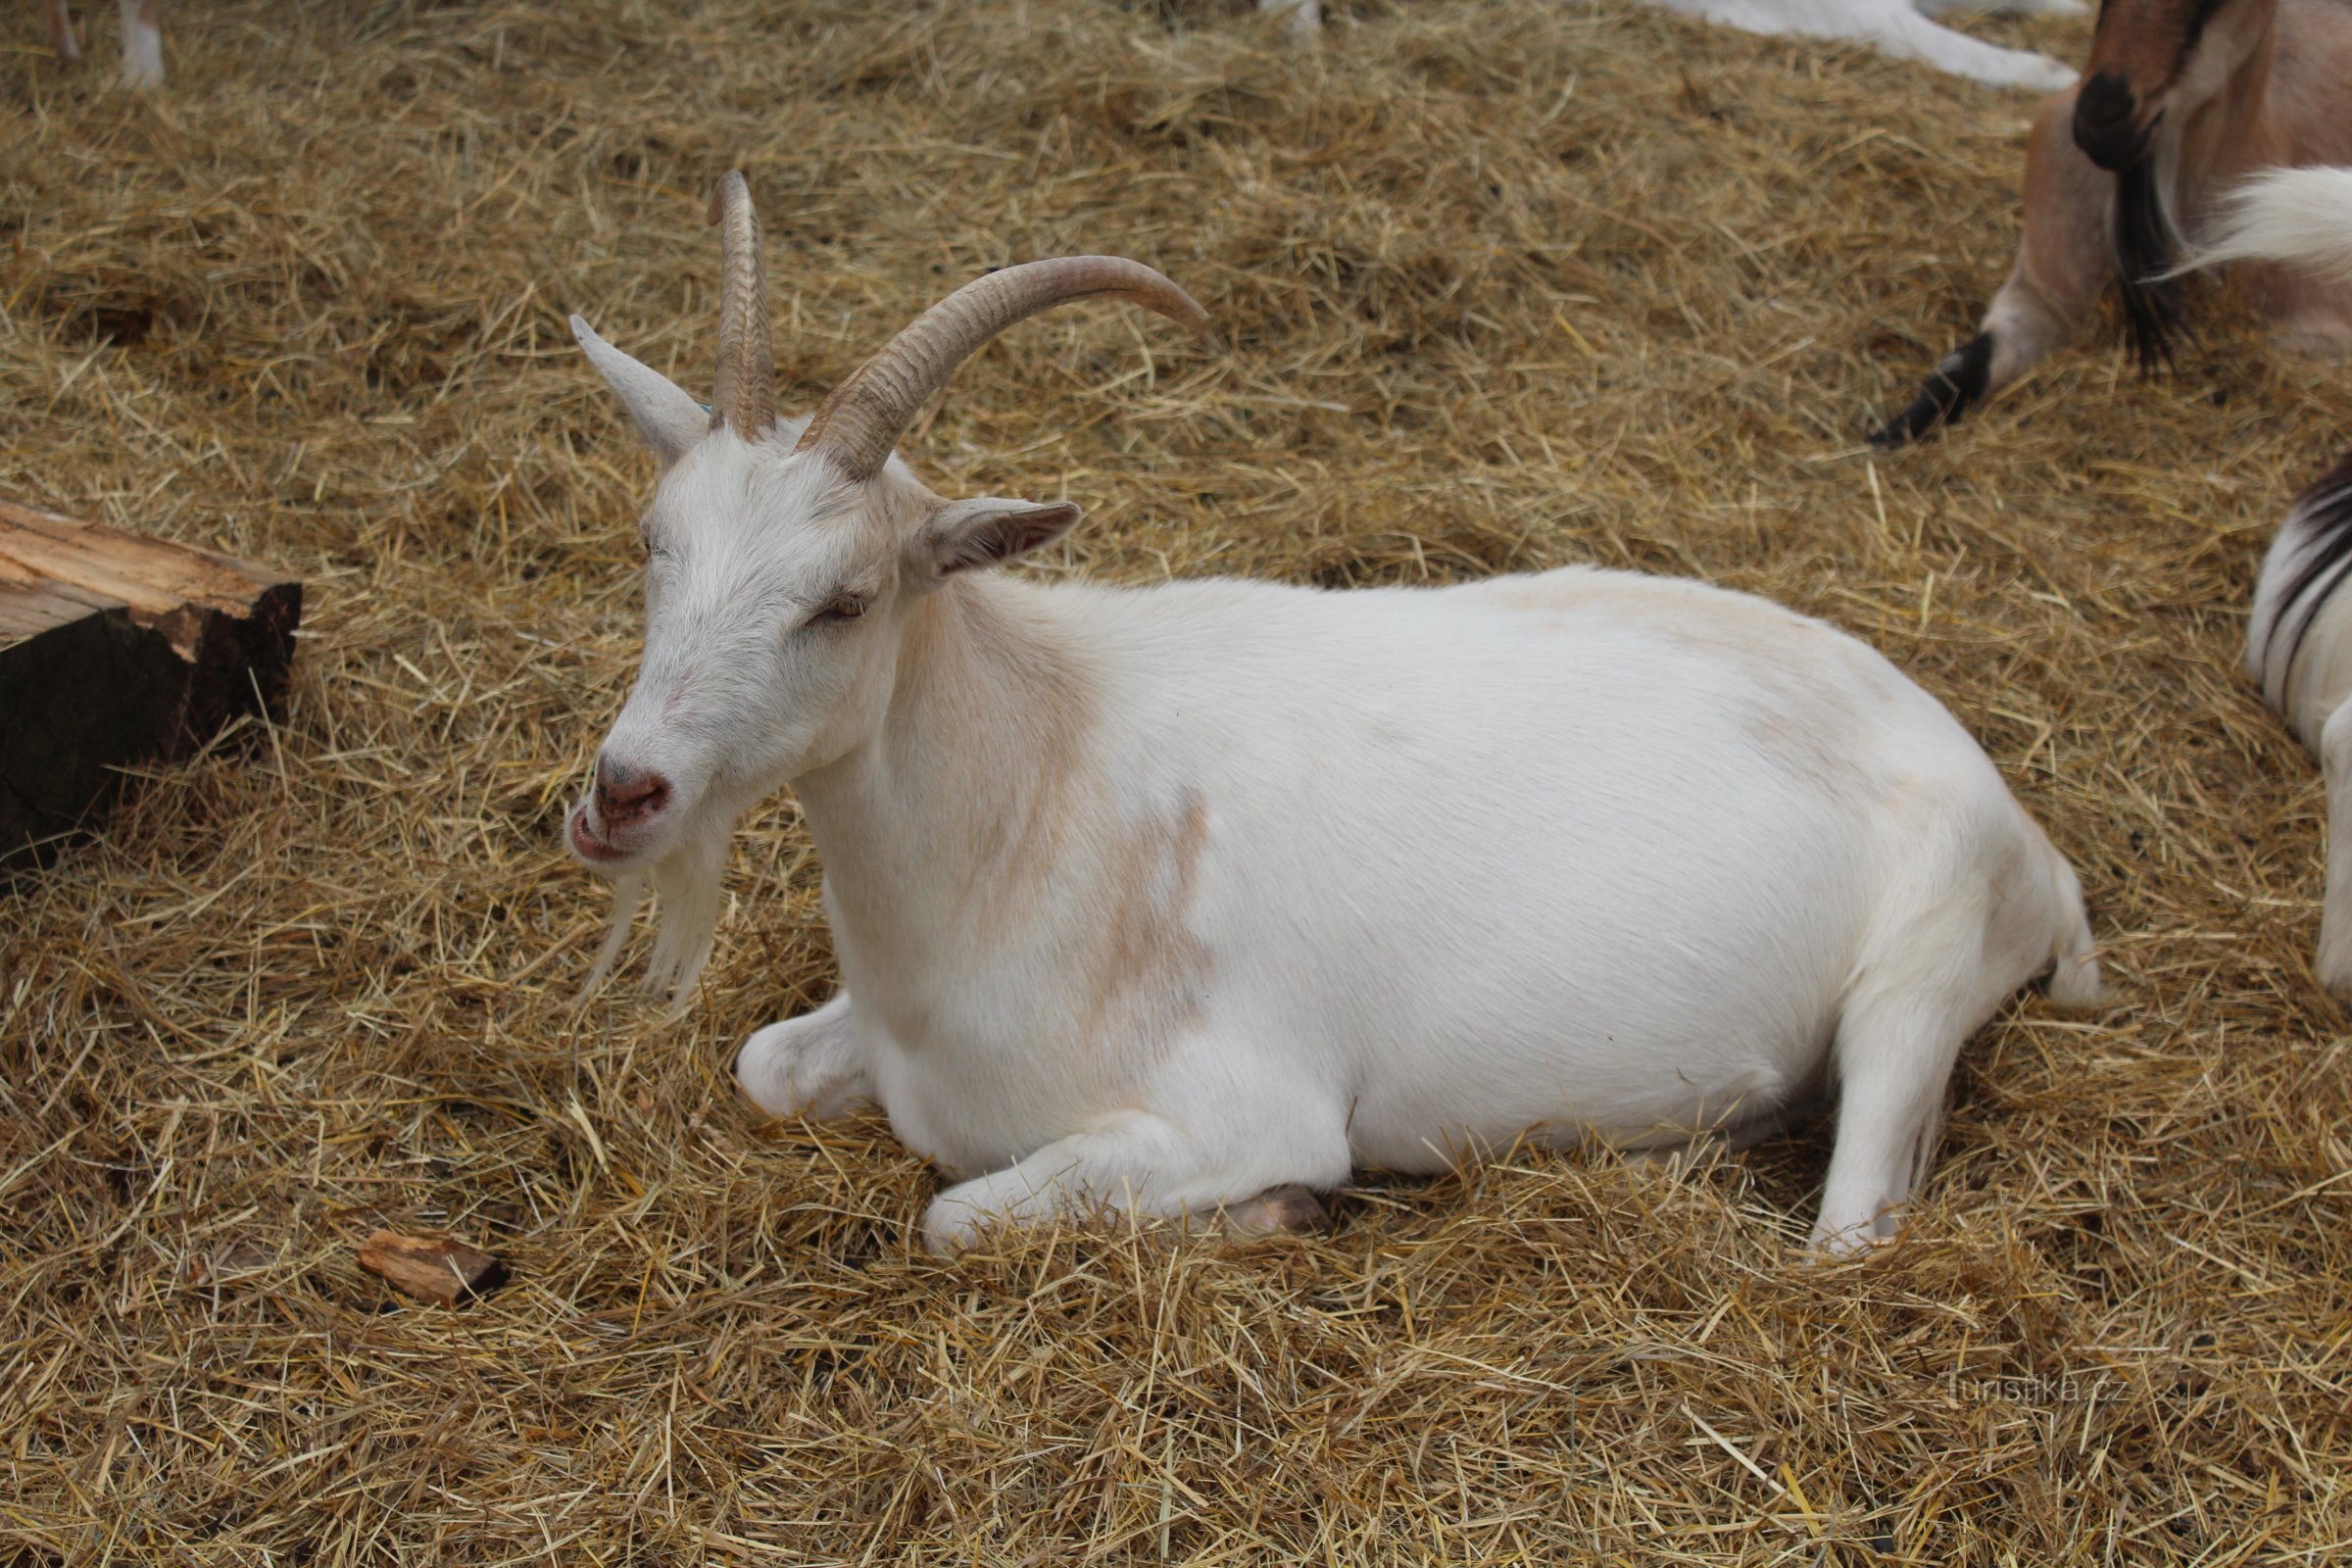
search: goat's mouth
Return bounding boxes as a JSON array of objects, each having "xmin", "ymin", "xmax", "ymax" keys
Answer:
[{"xmin": 568, "ymin": 803, "xmax": 654, "ymax": 870}]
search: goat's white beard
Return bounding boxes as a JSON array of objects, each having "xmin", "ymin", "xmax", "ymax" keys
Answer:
[
  {"xmin": 2153, "ymin": 131, "xmax": 2185, "ymax": 253},
  {"xmin": 574, "ymin": 819, "xmax": 731, "ymax": 1019}
]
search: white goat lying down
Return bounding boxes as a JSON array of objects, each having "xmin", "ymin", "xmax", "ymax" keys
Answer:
[
  {"xmin": 565, "ymin": 173, "xmax": 2100, "ymax": 1254},
  {"xmin": 2191, "ymin": 169, "xmax": 2352, "ymax": 991}
]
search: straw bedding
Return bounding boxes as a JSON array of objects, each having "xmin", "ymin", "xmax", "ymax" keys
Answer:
[{"xmin": 4, "ymin": 0, "xmax": 2348, "ymax": 1560}]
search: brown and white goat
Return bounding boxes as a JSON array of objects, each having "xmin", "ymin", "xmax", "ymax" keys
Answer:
[
  {"xmin": 41, "ymin": 0, "xmax": 161, "ymax": 86},
  {"xmin": 1872, "ymin": 0, "xmax": 2352, "ymax": 445}
]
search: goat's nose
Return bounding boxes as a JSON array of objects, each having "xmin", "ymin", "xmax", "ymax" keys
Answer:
[
  {"xmin": 594, "ymin": 757, "xmax": 671, "ymax": 825},
  {"xmin": 2072, "ymin": 74, "xmax": 2143, "ymax": 168},
  {"xmin": 2076, "ymin": 74, "xmax": 2133, "ymax": 128}
]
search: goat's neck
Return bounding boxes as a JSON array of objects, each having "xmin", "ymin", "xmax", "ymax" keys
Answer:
[{"xmin": 792, "ymin": 575, "xmax": 1095, "ymax": 956}]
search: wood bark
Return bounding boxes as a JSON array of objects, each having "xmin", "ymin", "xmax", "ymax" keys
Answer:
[
  {"xmin": 0, "ymin": 498, "xmax": 301, "ymax": 866},
  {"xmin": 358, "ymin": 1231, "xmax": 509, "ymax": 1306}
]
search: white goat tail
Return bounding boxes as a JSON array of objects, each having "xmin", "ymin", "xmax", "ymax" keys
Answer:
[{"xmin": 2177, "ymin": 167, "xmax": 2352, "ymax": 283}]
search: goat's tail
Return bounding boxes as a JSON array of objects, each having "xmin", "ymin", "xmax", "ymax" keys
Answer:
[
  {"xmin": 2172, "ymin": 167, "xmax": 2352, "ymax": 283},
  {"xmin": 2033, "ymin": 822, "xmax": 2103, "ymax": 1010}
]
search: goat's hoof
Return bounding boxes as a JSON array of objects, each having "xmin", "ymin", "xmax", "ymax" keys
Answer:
[
  {"xmin": 1803, "ymin": 1215, "xmax": 1902, "ymax": 1260},
  {"xmin": 1222, "ymin": 1184, "xmax": 1331, "ymax": 1236},
  {"xmin": 734, "ymin": 1015, "xmax": 869, "ymax": 1120}
]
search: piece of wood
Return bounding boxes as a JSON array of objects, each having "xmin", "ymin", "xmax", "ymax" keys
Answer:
[
  {"xmin": 0, "ymin": 498, "xmax": 301, "ymax": 867},
  {"xmin": 358, "ymin": 1231, "xmax": 509, "ymax": 1306}
]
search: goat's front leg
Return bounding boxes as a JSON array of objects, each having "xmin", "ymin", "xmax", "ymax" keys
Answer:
[
  {"xmin": 2316, "ymin": 700, "xmax": 2352, "ymax": 998},
  {"xmin": 734, "ymin": 993, "xmax": 873, "ymax": 1119},
  {"xmin": 1874, "ymin": 90, "xmax": 2109, "ymax": 445},
  {"xmin": 921, "ymin": 1102, "xmax": 1350, "ymax": 1254}
]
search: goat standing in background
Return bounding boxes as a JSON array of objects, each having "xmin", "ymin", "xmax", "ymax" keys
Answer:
[
  {"xmin": 1872, "ymin": 0, "xmax": 2352, "ymax": 446},
  {"xmin": 564, "ymin": 173, "xmax": 2098, "ymax": 1256},
  {"xmin": 42, "ymin": 0, "xmax": 162, "ymax": 86},
  {"xmin": 2185, "ymin": 169, "xmax": 2352, "ymax": 991}
]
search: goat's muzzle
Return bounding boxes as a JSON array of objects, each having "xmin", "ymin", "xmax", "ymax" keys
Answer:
[
  {"xmin": 569, "ymin": 756, "xmax": 673, "ymax": 866},
  {"xmin": 2073, "ymin": 74, "xmax": 2155, "ymax": 172},
  {"xmin": 594, "ymin": 757, "xmax": 671, "ymax": 826}
]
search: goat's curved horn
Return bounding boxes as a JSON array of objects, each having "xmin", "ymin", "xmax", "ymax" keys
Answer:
[
  {"xmin": 795, "ymin": 257, "xmax": 1207, "ymax": 482},
  {"xmin": 709, "ymin": 171, "xmax": 776, "ymax": 437}
]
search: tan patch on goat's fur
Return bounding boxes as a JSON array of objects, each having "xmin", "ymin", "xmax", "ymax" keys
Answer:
[
  {"xmin": 1076, "ymin": 788, "xmax": 1212, "ymax": 1060},
  {"xmin": 1491, "ymin": 575, "xmax": 1875, "ymax": 791},
  {"xmin": 1744, "ymin": 702, "xmax": 1866, "ymax": 796},
  {"xmin": 908, "ymin": 581, "xmax": 1094, "ymax": 925},
  {"xmin": 1554, "ymin": 574, "xmax": 1820, "ymax": 659}
]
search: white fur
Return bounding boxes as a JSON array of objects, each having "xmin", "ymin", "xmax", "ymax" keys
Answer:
[
  {"xmin": 2180, "ymin": 167, "xmax": 2352, "ymax": 286},
  {"xmin": 567, "ymin": 302, "xmax": 2098, "ymax": 1258}
]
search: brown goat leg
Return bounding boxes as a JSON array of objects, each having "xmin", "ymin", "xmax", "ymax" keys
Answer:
[{"xmin": 1874, "ymin": 93, "xmax": 2116, "ymax": 446}]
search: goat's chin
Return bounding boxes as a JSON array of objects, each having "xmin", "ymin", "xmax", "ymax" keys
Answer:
[{"xmin": 568, "ymin": 808, "xmax": 733, "ymax": 1015}]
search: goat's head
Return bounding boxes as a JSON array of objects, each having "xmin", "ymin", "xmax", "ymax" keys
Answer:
[
  {"xmin": 2074, "ymin": 0, "xmax": 2274, "ymax": 172},
  {"xmin": 566, "ymin": 172, "xmax": 1206, "ymax": 883}
]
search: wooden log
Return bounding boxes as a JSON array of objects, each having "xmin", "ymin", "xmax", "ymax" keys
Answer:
[
  {"xmin": 358, "ymin": 1231, "xmax": 509, "ymax": 1306},
  {"xmin": 0, "ymin": 498, "xmax": 301, "ymax": 866}
]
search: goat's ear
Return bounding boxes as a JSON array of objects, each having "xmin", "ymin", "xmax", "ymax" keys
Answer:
[
  {"xmin": 571, "ymin": 315, "xmax": 707, "ymax": 466},
  {"xmin": 907, "ymin": 497, "xmax": 1082, "ymax": 582}
]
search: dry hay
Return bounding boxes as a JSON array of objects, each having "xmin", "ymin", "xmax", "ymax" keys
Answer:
[{"xmin": 3, "ymin": 0, "xmax": 2348, "ymax": 1561}]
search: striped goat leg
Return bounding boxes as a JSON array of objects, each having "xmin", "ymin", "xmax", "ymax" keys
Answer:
[{"xmin": 2245, "ymin": 454, "xmax": 2352, "ymax": 995}]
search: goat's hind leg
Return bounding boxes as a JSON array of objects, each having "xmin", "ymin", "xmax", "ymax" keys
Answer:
[
  {"xmin": 1811, "ymin": 983, "xmax": 1979, "ymax": 1253},
  {"xmin": 735, "ymin": 992, "xmax": 873, "ymax": 1119},
  {"xmin": 1810, "ymin": 838, "xmax": 2051, "ymax": 1252}
]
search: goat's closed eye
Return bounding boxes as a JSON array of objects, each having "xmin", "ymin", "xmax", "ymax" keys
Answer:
[{"xmin": 812, "ymin": 594, "xmax": 867, "ymax": 625}]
